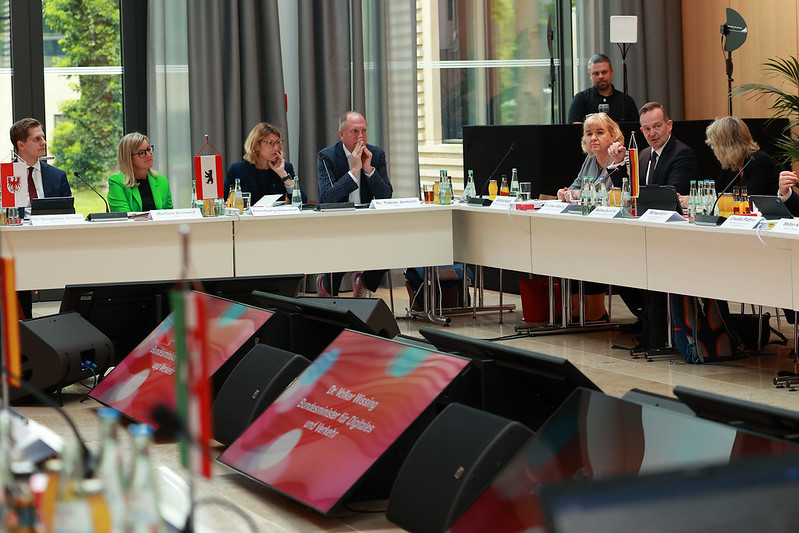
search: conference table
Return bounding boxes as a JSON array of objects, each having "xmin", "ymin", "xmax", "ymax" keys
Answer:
[{"xmin": 2, "ymin": 204, "xmax": 798, "ymax": 311}]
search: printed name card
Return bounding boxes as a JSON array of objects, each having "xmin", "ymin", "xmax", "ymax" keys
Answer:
[
  {"xmin": 249, "ymin": 205, "xmax": 302, "ymax": 216},
  {"xmin": 488, "ymin": 196, "xmax": 518, "ymax": 210},
  {"xmin": 637, "ymin": 209, "xmax": 684, "ymax": 223},
  {"xmin": 148, "ymin": 208, "xmax": 203, "ymax": 221},
  {"xmin": 587, "ymin": 206, "xmax": 621, "ymax": 219},
  {"xmin": 769, "ymin": 218, "xmax": 799, "ymax": 235},
  {"xmin": 29, "ymin": 214, "xmax": 86, "ymax": 226},
  {"xmin": 369, "ymin": 198, "xmax": 424, "ymax": 210},
  {"xmin": 720, "ymin": 214, "xmax": 763, "ymax": 230},
  {"xmin": 538, "ymin": 201, "xmax": 571, "ymax": 214}
]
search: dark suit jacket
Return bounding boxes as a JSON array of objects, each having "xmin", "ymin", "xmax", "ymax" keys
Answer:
[
  {"xmin": 40, "ymin": 160, "xmax": 72, "ymax": 197},
  {"xmin": 784, "ymin": 191, "xmax": 799, "ymax": 217},
  {"xmin": 638, "ymin": 136, "xmax": 696, "ymax": 195},
  {"xmin": 715, "ymin": 150, "xmax": 779, "ymax": 197},
  {"xmin": 317, "ymin": 141, "xmax": 393, "ymax": 203}
]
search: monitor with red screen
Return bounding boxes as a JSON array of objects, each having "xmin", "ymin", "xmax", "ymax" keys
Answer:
[
  {"xmin": 90, "ymin": 292, "xmax": 274, "ymax": 427},
  {"xmin": 218, "ymin": 330, "xmax": 469, "ymax": 514}
]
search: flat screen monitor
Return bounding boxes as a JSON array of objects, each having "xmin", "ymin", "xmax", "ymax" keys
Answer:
[
  {"xmin": 30, "ymin": 196, "xmax": 75, "ymax": 215},
  {"xmin": 673, "ymin": 385, "xmax": 799, "ymax": 444},
  {"xmin": 419, "ymin": 326, "xmax": 599, "ymax": 430},
  {"xmin": 541, "ymin": 453, "xmax": 799, "ymax": 533},
  {"xmin": 218, "ymin": 330, "xmax": 469, "ymax": 514},
  {"xmin": 89, "ymin": 292, "xmax": 274, "ymax": 428},
  {"xmin": 449, "ymin": 388, "xmax": 799, "ymax": 533},
  {"xmin": 60, "ymin": 274, "xmax": 303, "ymax": 363}
]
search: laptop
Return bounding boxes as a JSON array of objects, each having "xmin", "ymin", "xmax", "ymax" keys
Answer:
[
  {"xmin": 636, "ymin": 185, "xmax": 682, "ymax": 215},
  {"xmin": 751, "ymin": 195, "xmax": 794, "ymax": 220},
  {"xmin": 30, "ymin": 196, "xmax": 75, "ymax": 216}
]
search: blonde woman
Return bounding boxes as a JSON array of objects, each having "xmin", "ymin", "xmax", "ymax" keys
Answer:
[
  {"xmin": 224, "ymin": 122, "xmax": 295, "ymax": 202},
  {"xmin": 107, "ymin": 132, "xmax": 172, "ymax": 212},
  {"xmin": 557, "ymin": 112, "xmax": 626, "ymax": 202},
  {"xmin": 705, "ymin": 116, "xmax": 779, "ymax": 196}
]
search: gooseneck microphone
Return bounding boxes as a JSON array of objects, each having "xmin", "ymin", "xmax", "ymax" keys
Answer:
[
  {"xmin": 479, "ymin": 142, "xmax": 516, "ymax": 196},
  {"xmin": 710, "ymin": 155, "xmax": 754, "ymax": 215},
  {"xmin": 74, "ymin": 172, "xmax": 110, "ymax": 213},
  {"xmin": 319, "ymin": 153, "xmax": 335, "ymax": 200}
]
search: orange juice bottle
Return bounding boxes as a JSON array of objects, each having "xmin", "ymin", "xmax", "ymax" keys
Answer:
[{"xmin": 499, "ymin": 174, "xmax": 510, "ymax": 196}]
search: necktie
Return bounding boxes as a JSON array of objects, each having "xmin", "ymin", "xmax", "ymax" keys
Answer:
[
  {"xmin": 27, "ymin": 167, "xmax": 38, "ymax": 200},
  {"xmin": 646, "ymin": 152, "xmax": 658, "ymax": 184}
]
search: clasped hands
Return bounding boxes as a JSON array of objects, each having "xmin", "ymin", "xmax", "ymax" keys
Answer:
[{"xmin": 350, "ymin": 140, "xmax": 373, "ymax": 176}]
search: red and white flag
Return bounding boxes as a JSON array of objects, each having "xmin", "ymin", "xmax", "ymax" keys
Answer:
[
  {"xmin": 0, "ymin": 163, "xmax": 28, "ymax": 208},
  {"xmin": 194, "ymin": 155, "xmax": 224, "ymax": 200}
]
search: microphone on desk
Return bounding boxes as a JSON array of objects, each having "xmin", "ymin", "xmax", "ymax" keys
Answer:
[
  {"xmin": 694, "ymin": 155, "xmax": 753, "ymax": 226},
  {"xmin": 74, "ymin": 172, "xmax": 110, "ymax": 213},
  {"xmin": 478, "ymin": 142, "xmax": 516, "ymax": 197},
  {"xmin": 319, "ymin": 153, "xmax": 334, "ymax": 191}
]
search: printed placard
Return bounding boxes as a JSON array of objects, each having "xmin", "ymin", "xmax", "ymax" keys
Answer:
[
  {"xmin": 720, "ymin": 214, "xmax": 763, "ymax": 230},
  {"xmin": 637, "ymin": 209, "xmax": 685, "ymax": 223},
  {"xmin": 194, "ymin": 155, "xmax": 224, "ymax": 200},
  {"xmin": 0, "ymin": 163, "xmax": 29, "ymax": 208},
  {"xmin": 769, "ymin": 218, "xmax": 799, "ymax": 235},
  {"xmin": 587, "ymin": 206, "xmax": 622, "ymax": 219},
  {"xmin": 539, "ymin": 201, "xmax": 571, "ymax": 214},
  {"xmin": 148, "ymin": 208, "xmax": 203, "ymax": 221},
  {"xmin": 488, "ymin": 196, "xmax": 517, "ymax": 210},
  {"xmin": 369, "ymin": 198, "xmax": 424, "ymax": 210},
  {"xmin": 30, "ymin": 214, "xmax": 86, "ymax": 226},
  {"xmin": 249, "ymin": 205, "xmax": 302, "ymax": 216}
]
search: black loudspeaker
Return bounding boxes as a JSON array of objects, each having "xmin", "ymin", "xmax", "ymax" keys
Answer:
[
  {"xmin": 16, "ymin": 312, "xmax": 113, "ymax": 402},
  {"xmin": 386, "ymin": 403, "xmax": 533, "ymax": 533},
  {"xmin": 303, "ymin": 297, "xmax": 400, "ymax": 338},
  {"xmin": 212, "ymin": 344, "xmax": 310, "ymax": 445}
]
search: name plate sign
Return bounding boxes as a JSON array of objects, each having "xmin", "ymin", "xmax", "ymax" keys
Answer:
[
  {"xmin": 369, "ymin": 198, "xmax": 424, "ymax": 210},
  {"xmin": 720, "ymin": 214, "xmax": 762, "ymax": 230},
  {"xmin": 148, "ymin": 208, "xmax": 203, "ymax": 221},
  {"xmin": 249, "ymin": 205, "xmax": 302, "ymax": 216},
  {"xmin": 539, "ymin": 201, "xmax": 571, "ymax": 214},
  {"xmin": 29, "ymin": 214, "xmax": 86, "ymax": 226},
  {"xmin": 488, "ymin": 196, "xmax": 518, "ymax": 210},
  {"xmin": 587, "ymin": 206, "xmax": 621, "ymax": 219},
  {"xmin": 637, "ymin": 209, "xmax": 684, "ymax": 223},
  {"xmin": 770, "ymin": 218, "xmax": 799, "ymax": 235}
]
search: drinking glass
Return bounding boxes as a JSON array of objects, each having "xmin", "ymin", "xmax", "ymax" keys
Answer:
[
  {"xmin": 519, "ymin": 182, "xmax": 532, "ymax": 201},
  {"xmin": 241, "ymin": 192, "xmax": 251, "ymax": 213},
  {"xmin": 423, "ymin": 184, "xmax": 434, "ymax": 203}
]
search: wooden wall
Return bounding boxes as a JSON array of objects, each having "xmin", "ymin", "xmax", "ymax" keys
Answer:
[{"xmin": 682, "ymin": 0, "xmax": 799, "ymax": 119}]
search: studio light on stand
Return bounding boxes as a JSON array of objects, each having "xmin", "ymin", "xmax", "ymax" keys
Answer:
[
  {"xmin": 610, "ymin": 15, "xmax": 638, "ymax": 120},
  {"xmin": 720, "ymin": 8, "xmax": 748, "ymax": 116}
]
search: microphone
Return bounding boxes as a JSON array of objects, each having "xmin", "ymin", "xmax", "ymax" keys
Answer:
[
  {"xmin": 319, "ymin": 153, "xmax": 335, "ymax": 202},
  {"xmin": 695, "ymin": 155, "xmax": 754, "ymax": 226},
  {"xmin": 479, "ymin": 142, "xmax": 516, "ymax": 196},
  {"xmin": 74, "ymin": 172, "xmax": 110, "ymax": 213}
]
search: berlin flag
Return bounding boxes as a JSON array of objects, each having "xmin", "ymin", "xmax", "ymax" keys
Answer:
[
  {"xmin": 1, "ymin": 163, "xmax": 28, "ymax": 208},
  {"xmin": 194, "ymin": 155, "xmax": 224, "ymax": 200}
]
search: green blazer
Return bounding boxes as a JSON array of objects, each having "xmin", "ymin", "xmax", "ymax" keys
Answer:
[{"xmin": 107, "ymin": 171, "xmax": 173, "ymax": 212}]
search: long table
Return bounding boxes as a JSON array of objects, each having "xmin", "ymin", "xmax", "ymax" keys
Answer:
[{"xmin": 3, "ymin": 205, "xmax": 798, "ymax": 310}]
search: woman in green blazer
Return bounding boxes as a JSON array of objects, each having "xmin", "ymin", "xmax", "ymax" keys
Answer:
[{"xmin": 107, "ymin": 132, "xmax": 173, "ymax": 212}]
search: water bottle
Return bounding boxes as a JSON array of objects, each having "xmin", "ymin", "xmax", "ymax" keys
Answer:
[
  {"xmin": 95, "ymin": 408, "xmax": 126, "ymax": 533},
  {"xmin": 465, "ymin": 169, "xmax": 476, "ymax": 201},
  {"xmin": 291, "ymin": 177, "xmax": 302, "ymax": 207},
  {"xmin": 510, "ymin": 168, "xmax": 520, "ymax": 198},
  {"xmin": 126, "ymin": 425, "xmax": 166, "ymax": 533},
  {"xmin": 621, "ymin": 177, "xmax": 632, "ymax": 218},
  {"xmin": 438, "ymin": 170, "xmax": 447, "ymax": 204},
  {"xmin": 708, "ymin": 180, "xmax": 718, "ymax": 215},
  {"xmin": 688, "ymin": 180, "xmax": 697, "ymax": 222}
]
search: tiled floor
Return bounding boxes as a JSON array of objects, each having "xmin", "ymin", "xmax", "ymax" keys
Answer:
[{"xmin": 17, "ymin": 287, "xmax": 799, "ymax": 531}]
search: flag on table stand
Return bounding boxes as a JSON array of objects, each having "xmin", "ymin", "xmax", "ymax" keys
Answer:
[
  {"xmin": 170, "ymin": 288, "xmax": 212, "ymax": 478},
  {"xmin": 628, "ymin": 134, "xmax": 639, "ymax": 198},
  {"xmin": 0, "ymin": 163, "xmax": 28, "ymax": 208},
  {"xmin": 194, "ymin": 154, "xmax": 224, "ymax": 200},
  {"xmin": 0, "ymin": 255, "xmax": 21, "ymax": 388}
]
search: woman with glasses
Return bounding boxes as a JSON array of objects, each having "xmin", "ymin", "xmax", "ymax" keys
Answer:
[
  {"xmin": 107, "ymin": 132, "xmax": 173, "ymax": 212},
  {"xmin": 224, "ymin": 122, "xmax": 297, "ymax": 204}
]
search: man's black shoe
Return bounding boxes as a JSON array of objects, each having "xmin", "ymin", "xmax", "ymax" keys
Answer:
[{"xmin": 619, "ymin": 319, "xmax": 643, "ymax": 334}]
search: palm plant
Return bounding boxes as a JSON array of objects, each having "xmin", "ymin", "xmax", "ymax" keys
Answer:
[{"xmin": 735, "ymin": 56, "xmax": 799, "ymax": 164}]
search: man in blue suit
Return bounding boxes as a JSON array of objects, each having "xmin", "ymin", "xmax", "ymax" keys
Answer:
[
  {"xmin": 316, "ymin": 111, "xmax": 393, "ymax": 296},
  {"xmin": 11, "ymin": 118, "xmax": 72, "ymax": 317}
]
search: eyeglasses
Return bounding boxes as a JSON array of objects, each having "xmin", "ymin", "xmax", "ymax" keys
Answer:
[
  {"xmin": 132, "ymin": 145, "xmax": 154, "ymax": 158},
  {"xmin": 261, "ymin": 139, "xmax": 283, "ymax": 147}
]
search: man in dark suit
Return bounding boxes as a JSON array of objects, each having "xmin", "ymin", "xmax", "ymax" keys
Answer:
[
  {"xmin": 11, "ymin": 117, "xmax": 72, "ymax": 317},
  {"xmin": 635, "ymin": 102, "xmax": 696, "ymax": 195},
  {"xmin": 613, "ymin": 102, "xmax": 698, "ymax": 342},
  {"xmin": 315, "ymin": 111, "xmax": 393, "ymax": 297}
]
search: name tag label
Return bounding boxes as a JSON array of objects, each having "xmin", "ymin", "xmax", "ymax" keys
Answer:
[
  {"xmin": 249, "ymin": 205, "xmax": 302, "ymax": 216},
  {"xmin": 29, "ymin": 214, "xmax": 86, "ymax": 226},
  {"xmin": 488, "ymin": 196, "xmax": 517, "ymax": 209},
  {"xmin": 148, "ymin": 208, "xmax": 203, "ymax": 221},
  {"xmin": 638, "ymin": 209, "xmax": 684, "ymax": 223},
  {"xmin": 720, "ymin": 214, "xmax": 762, "ymax": 230},
  {"xmin": 587, "ymin": 206, "xmax": 621, "ymax": 219},
  {"xmin": 539, "ymin": 201, "xmax": 571, "ymax": 214},
  {"xmin": 369, "ymin": 197, "xmax": 424, "ymax": 209},
  {"xmin": 770, "ymin": 218, "xmax": 799, "ymax": 234}
]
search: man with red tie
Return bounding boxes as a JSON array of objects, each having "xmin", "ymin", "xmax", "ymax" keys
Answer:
[{"xmin": 10, "ymin": 118, "xmax": 72, "ymax": 317}]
